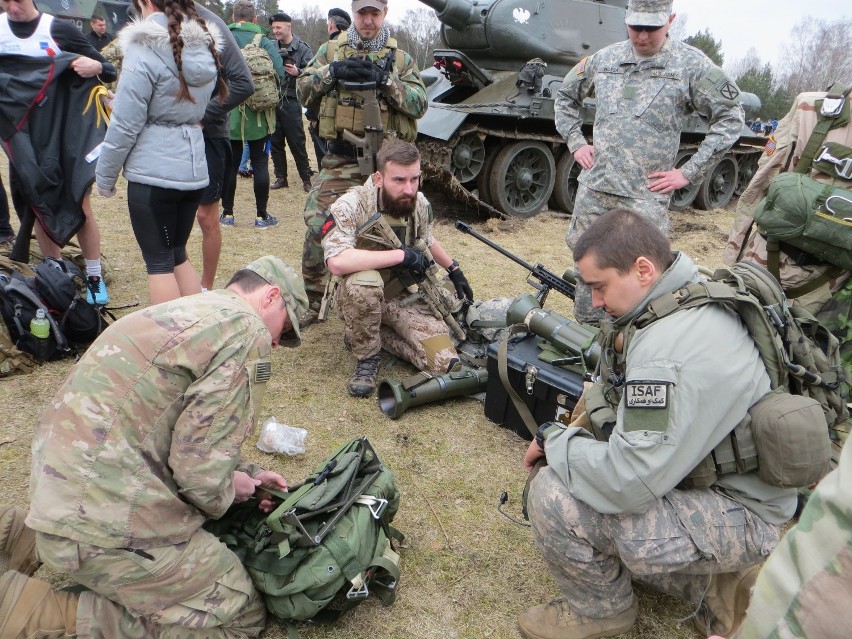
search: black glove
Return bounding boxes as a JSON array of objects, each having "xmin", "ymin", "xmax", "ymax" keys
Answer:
[
  {"xmin": 448, "ymin": 265, "xmax": 473, "ymax": 301},
  {"xmin": 328, "ymin": 58, "xmax": 374, "ymax": 83},
  {"xmin": 400, "ymin": 246, "xmax": 430, "ymax": 276}
]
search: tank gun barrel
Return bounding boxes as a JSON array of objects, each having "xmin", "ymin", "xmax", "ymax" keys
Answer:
[{"xmin": 418, "ymin": 0, "xmax": 475, "ymax": 31}]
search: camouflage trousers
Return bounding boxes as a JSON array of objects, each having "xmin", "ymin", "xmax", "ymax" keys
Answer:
[
  {"xmin": 301, "ymin": 153, "xmax": 364, "ymax": 302},
  {"xmin": 733, "ymin": 434, "xmax": 852, "ymax": 639},
  {"xmin": 34, "ymin": 528, "xmax": 266, "ymax": 639},
  {"xmin": 527, "ymin": 466, "xmax": 780, "ymax": 618},
  {"xmin": 336, "ymin": 273, "xmax": 458, "ymax": 374},
  {"xmin": 566, "ymin": 184, "xmax": 670, "ymax": 325}
]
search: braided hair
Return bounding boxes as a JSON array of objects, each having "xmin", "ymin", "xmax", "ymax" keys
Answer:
[{"xmin": 139, "ymin": 0, "xmax": 228, "ymax": 103}]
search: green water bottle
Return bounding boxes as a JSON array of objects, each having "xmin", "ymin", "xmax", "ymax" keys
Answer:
[{"xmin": 30, "ymin": 309, "xmax": 50, "ymax": 339}]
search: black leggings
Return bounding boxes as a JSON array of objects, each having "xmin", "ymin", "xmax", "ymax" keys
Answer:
[
  {"xmin": 222, "ymin": 136, "xmax": 270, "ymax": 217},
  {"xmin": 127, "ymin": 182, "xmax": 202, "ymax": 275}
]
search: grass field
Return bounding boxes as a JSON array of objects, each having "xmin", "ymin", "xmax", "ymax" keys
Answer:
[{"xmin": 0, "ymin": 152, "xmax": 738, "ymax": 639}]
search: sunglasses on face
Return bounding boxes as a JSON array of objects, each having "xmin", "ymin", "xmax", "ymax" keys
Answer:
[{"xmin": 627, "ymin": 24, "xmax": 664, "ymax": 33}]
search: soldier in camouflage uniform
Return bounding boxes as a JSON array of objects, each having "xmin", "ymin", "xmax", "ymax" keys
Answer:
[
  {"xmin": 520, "ymin": 210, "xmax": 795, "ymax": 639},
  {"xmin": 322, "ymin": 140, "xmax": 472, "ymax": 397},
  {"xmin": 0, "ymin": 257, "xmax": 308, "ymax": 638},
  {"xmin": 724, "ymin": 429, "xmax": 852, "ymax": 639},
  {"xmin": 555, "ymin": 0, "xmax": 744, "ymax": 325},
  {"xmin": 296, "ymin": 0, "xmax": 426, "ymax": 327}
]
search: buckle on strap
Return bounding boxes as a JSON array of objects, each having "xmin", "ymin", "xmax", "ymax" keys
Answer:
[
  {"xmin": 346, "ymin": 579, "xmax": 370, "ymax": 600},
  {"xmin": 821, "ymin": 94, "xmax": 845, "ymax": 118},
  {"xmin": 355, "ymin": 495, "xmax": 389, "ymax": 519},
  {"xmin": 815, "ymin": 146, "xmax": 852, "ymax": 179}
]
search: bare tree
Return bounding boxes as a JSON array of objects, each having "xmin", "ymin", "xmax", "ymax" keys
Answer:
[
  {"xmin": 670, "ymin": 12, "xmax": 689, "ymax": 42},
  {"xmin": 725, "ymin": 47, "xmax": 762, "ymax": 81},
  {"xmin": 779, "ymin": 16, "xmax": 852, "ymax": 95},
  {"xmin": 291, "ymin": 4, "xmax": 329, "ymax": 55},
  {"xmin": 388, "ymin": 7, "xmax": 441, "ymax": 71}
]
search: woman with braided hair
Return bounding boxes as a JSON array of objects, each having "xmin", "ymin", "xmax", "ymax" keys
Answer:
[{"xmin": 95, "ymin": 0, "xmax": 226, "ymax": 304}]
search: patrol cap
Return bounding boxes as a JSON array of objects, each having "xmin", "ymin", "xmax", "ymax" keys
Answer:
[
  {"xmin": 625, "ymin": 0, "xmax": 672, "ymax": 27},
  {"xmin": 269, "ymin": 12, "xmax": 291, "ymax": 24},
  {"xmin": 352, "ymin": 0, "xmax": 387, "ymax": 12},
  {"xmin": 245, "ymin": 256, "xmax": 308, "ymax": 348},
  {"xmin": 328, "ymin": 7, "xmax": 352, "ymax": 24}
]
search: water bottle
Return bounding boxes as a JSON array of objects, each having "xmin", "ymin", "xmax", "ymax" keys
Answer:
[{"xmin": 29, "ymin": 309, "xmax": 51, "ymax": 361}]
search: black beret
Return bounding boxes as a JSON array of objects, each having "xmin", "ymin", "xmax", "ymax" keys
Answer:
[
  {"xmin": 328, "ymin": 8, "xmax": 351, "ymax": 24},
  {"xmin": 269, "ymin": 12, "xmax": 292, "ymax": 24}
]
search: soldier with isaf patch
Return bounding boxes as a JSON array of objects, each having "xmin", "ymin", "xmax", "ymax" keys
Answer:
[
  {"xmin": 0, "ymin": 257, "xmax": 307, "ymax": 638},
  {"xmin": 555, "ymin": 0, "xmax": 744, "ymax": 325},
  {"xmin": 520, "ymin": 210, "xmax": 796, "ymax": 639}
]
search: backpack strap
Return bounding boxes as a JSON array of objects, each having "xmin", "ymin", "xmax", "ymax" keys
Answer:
[
  {"xmin": 251, "ymin": 32, "xmax": 262, "ymax": 46},
  {"xmin": 794, "ymin": 85, "xmax": 852, "ymax": 175},
  {"xmin": 4, "ymin": 278, "xmax": 72, "ymax": 355}
]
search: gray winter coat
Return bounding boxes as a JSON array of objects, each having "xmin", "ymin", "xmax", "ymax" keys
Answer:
[{"xmin": 96, "ymin": 13, "xmax": 222, "ymax": 192}]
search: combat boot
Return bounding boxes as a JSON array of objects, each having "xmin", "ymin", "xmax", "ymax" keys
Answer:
[
  {"xmin": 518, "ymin": 597, "xmax": 637, "ymax": 639},
  {"xmin": 0, "ymin": 507, "xmax": 39, "ymax": 576},
  {"xmin": 0, "ymin": 571, "xmax": 78, "ymax": 638},
  {"xmin": 298, "ymin": 295, "xmax": 324, "ymax": 330},
  {"xmin": 348, "ymin": 354, "xmax": 381, "ymax": 398},
  {"xmin": 694, "ymin": 566, "xmax": 761, "ymax": 637}
]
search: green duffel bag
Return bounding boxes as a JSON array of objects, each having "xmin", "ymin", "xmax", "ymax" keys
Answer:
[
  {"xmin": 205, "ymin": 437, "xmax": 403, "ymax": 629},
  {"xmin": 753, "ymin": 171, "xmax": 852, "ymax": 272}
]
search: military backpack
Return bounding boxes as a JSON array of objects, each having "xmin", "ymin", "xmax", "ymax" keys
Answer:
[
  {"xmin": 626, "ymin": 260, "xmax": 846, "ymax": 489},
  {"xmin": 240, "ymin": 33, "xmax": 279, "ymax": 131},
  {"xmin": 205, "ymin": 437, "xmax": 402, "ymax": 630}
]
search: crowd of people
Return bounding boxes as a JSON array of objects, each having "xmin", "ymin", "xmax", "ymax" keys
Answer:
[{"xmin": 0, "ymin": 0, "xmax": 848, "ymax": 637}]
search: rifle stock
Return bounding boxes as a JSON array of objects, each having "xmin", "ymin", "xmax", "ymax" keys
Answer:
[{"xmin": 356, "ymin": 212, "xmax": 466, "ymax": 340}]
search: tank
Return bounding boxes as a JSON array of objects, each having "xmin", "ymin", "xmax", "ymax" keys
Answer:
[{"xmin": 416, "ymin": 0, "xmax": 765, "ymax": 217}]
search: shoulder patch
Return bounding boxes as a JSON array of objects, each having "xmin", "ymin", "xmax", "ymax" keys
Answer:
[
  {"xmin": 623, "ymin": 380, "xmax": 672, "ymax": 433},
  {"xmin": 764, "ymin": 135, "xmax": 777, "ymax": 157},
  {"xmin": 576, "ymin": 56, "xmax": 588, "ymax": 77},
  {"xmin": 717, "ymin": 81, "xmax": 740, "ymax": 102},
  {"xmin": 321, "ymin": 214, "xmax": 336, "ymax": 237}
]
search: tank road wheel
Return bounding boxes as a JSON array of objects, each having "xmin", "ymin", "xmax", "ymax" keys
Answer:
[
  {"xmin": 669, "ymin": 150, "xmax": 701, "ymax": 211},
  {"xmin": 695, "ymin": 154, "xmax": 739, "ymax": 210},
  {"xmin": 475, "ymin": 146, "xmax": 499, "ymax": 205},
  {"xmin": 735, "ymin": 154, "xmax": 759, "ymax": 196},
  {"xmin": 488, "ymin": 141, "xmax": 556, "ymax": 217},
  {"xmin": 551, "ymin": 152, "xmax": 582, "ymax": 214},
  {"xmin": 451, "ymin": 132, "xmax": 486, "ymax": 183}
]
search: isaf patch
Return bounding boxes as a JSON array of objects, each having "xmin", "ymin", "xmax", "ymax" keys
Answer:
[{"xmin": 625, "ymin": 381, "xmax": 668, "ymax": 408}]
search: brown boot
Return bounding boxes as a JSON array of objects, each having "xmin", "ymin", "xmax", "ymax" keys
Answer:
[
  {"xmin": 348, "ymin": 354, "xmax": 381, "ymax": 398},
  {"xmin": 694, "ymin": 565, "xmax": 761, "ymax": 637},
  {"xmin": 0, "ymin": 507, "xmax": 39, "ymax": 576},
  {"xmin": 0, "ymin": 571, "xmax": 78, "ymax": 638},
  {"xmin": 518, "ymin": 597, "xmax": 637, "ymax": 639}
]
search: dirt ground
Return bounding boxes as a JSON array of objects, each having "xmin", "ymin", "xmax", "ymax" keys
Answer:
[{"xmin": 0, "ymin": 151, "xmax": 738, "ymax": 638}]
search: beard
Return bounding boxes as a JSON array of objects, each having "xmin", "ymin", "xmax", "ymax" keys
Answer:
[{"xmin": 380, "ymin": 189, "xmax": 417, "ymax": 218}]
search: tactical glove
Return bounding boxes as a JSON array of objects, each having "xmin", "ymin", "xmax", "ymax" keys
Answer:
[
  {"xmin": 329, "ymin": 58, "xmax": 374, "ymax": 83},
  {"xmin": 400, "ymin": 246, "xmax": 430, "ymax": 276},
  {"xmin": 448, "ymin": 265, "xmax": 473, "ymax": 301}
]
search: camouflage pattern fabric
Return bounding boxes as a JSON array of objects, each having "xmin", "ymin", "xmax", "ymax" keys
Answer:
[
  {"xmin": 336, "ymin": 275, "xmax": 456, "ymax": 374},
  {"xmin": 296, "ymin": 37, "xmax": 426, "ymax": 300},
  {"xmin": 301, "ymin": 154, "xmax": 364, "ymax": 301},
  {"xmin": 732, "ymin": 428, "xmax": 852, "ymax": 639},
  {"xmin": 26, "ymin": 289, "xmax": 270, "ymax": 549},
  {"xmin": 555, "ymin": 38, "xmax": 744, "ymax": 200},
  {"xmin": 566, "ymin": 183, "xmax": 669, "ymax": 324},
  {"xmin": 35, "ymin": 529, "xmax": 266, "ymax": 638},
  {"xmin": 527, "ymin": 465, "xmax": 780, "ymax": 619},
  {"xmin": 324, "ymin": 179, "xmax": 457, "ymax": 373}
]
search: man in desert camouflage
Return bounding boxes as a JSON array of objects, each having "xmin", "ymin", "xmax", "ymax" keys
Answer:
[
  {"xmin": 297, "ymin": 0, "xmax": 426, "ymax": 328},
  {"xmin": 555, "ymin": 0, "xmax": 744, "ymax": 324},
  {"xmin": 322, "ymin": 141, "xmax": 472, "ymax": 397},
  {"xmin": 0, "ymin": 257, "xmax": 307, "ymax": 638}
]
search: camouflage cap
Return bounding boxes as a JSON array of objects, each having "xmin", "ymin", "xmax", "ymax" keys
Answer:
[
  {"xmin": 625, "ymin": 0, "xmax": 672, "ymax": 26},
  {"xmin": 352, "ymin": 0, "xmax": 387, "ymax": 12},
  {"xmin": 245, "ymin": 256, "xmax": 308, "ymax": 348}
]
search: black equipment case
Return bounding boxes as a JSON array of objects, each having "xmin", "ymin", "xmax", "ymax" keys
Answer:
[{"xmin": 484, "ymin": 335, "xmax": 585, "ymax": 440}]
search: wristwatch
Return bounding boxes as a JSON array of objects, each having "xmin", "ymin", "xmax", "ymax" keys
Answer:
[
  {"xmin": 447, "ymin": 259, "xmax": 460, "ymax": 273},
  {"xmin": 535, "ymin": 422, "xmax": 563, "ymax": 450}
]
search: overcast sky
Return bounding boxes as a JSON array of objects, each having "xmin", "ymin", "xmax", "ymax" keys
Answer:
[{"xmin": 287, "ymin": 0, "xmax": 850, "ymax": 69}]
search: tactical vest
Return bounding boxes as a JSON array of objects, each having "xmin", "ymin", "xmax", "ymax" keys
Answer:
[{"xmin": 318, "ymin": 38, "xmax": 416, "ymax": 143}]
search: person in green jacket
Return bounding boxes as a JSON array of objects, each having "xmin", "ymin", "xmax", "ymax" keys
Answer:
[{"xmin": 221, "ymin": 0, "xmax": 284, "ymax": 229}]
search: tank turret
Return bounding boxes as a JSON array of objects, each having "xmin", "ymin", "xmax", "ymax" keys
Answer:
[{"xmin": 416, "ymin": 0, "xmax": 764, "ymax": 217}]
